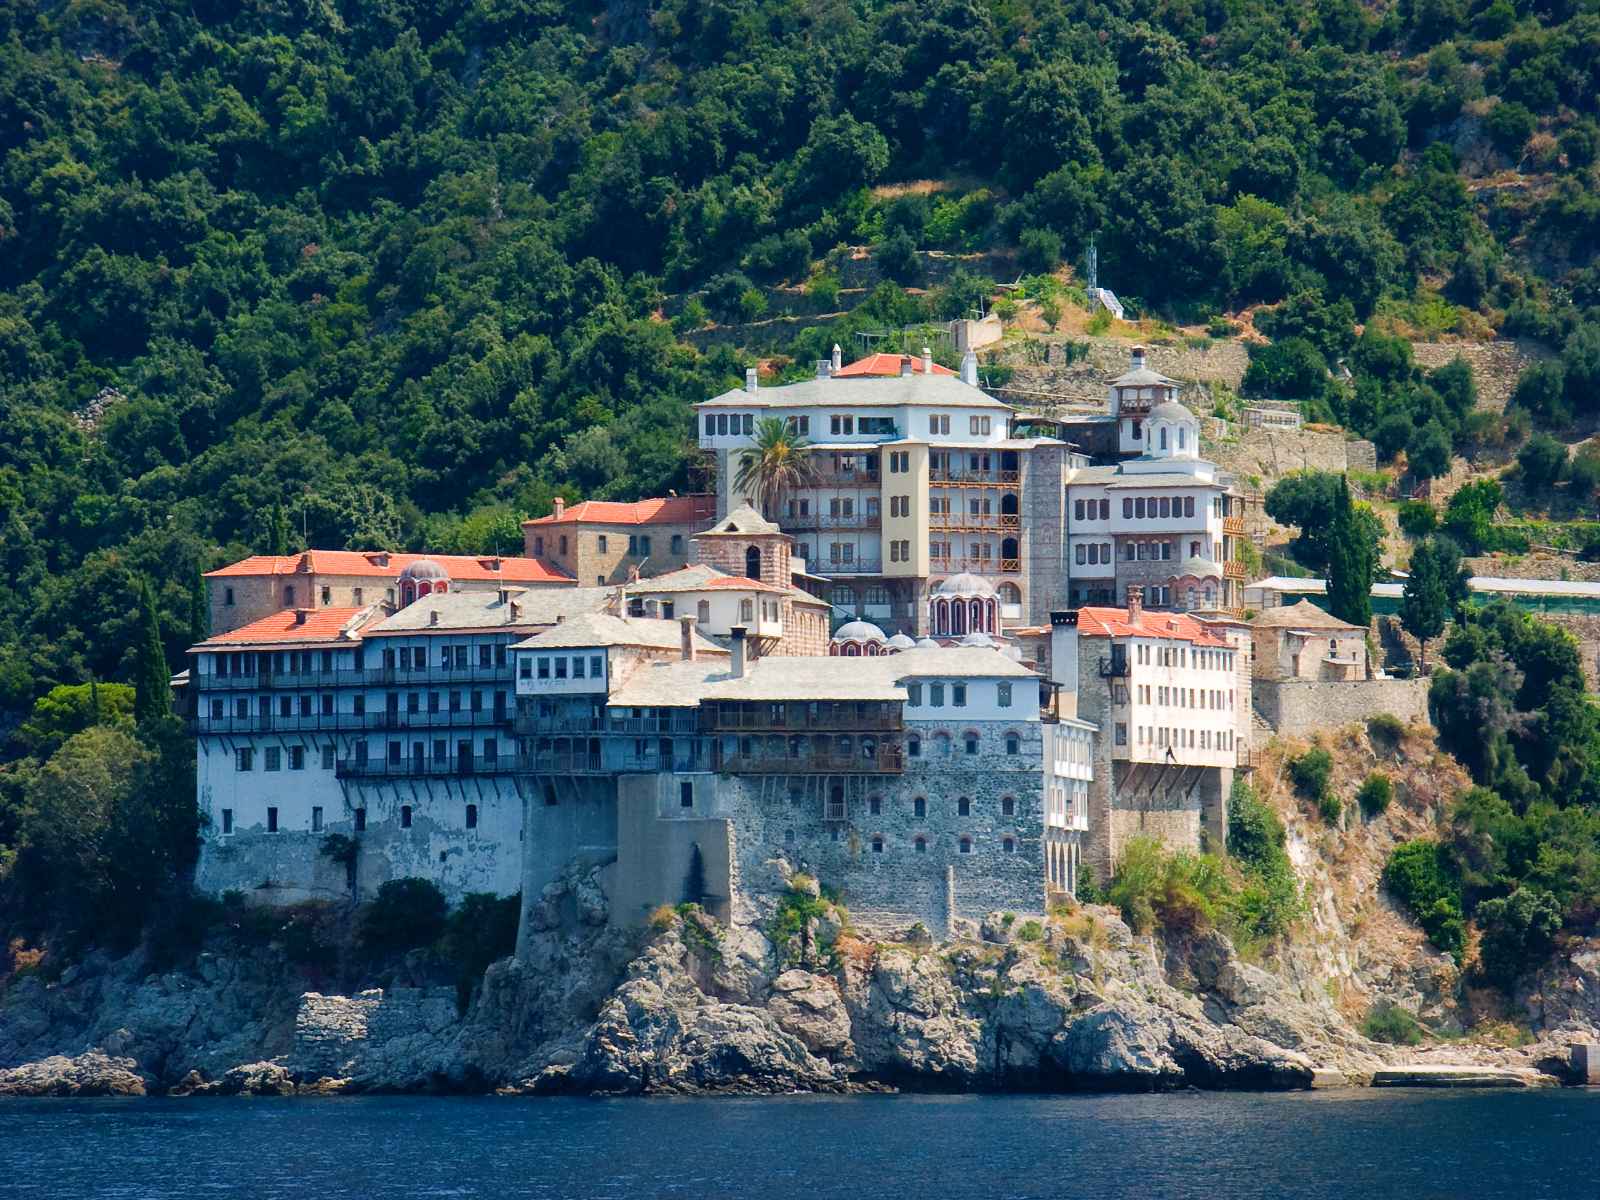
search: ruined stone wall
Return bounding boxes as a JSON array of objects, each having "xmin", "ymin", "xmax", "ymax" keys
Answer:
[
  {"xmin": 1253, "ymin": 677, "xmax": 1430, "ymax": 736},
  {"xmin": 716, "ymin": 725, "xmax": 1048, "ymax": 937}
]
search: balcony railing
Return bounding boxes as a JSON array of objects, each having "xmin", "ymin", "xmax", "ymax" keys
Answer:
[
  {"xmin": 929, "ymin": 468, "xmax": 1020, "ymax": 486},
  {"xmin": 709, "ymin": 707, "xmax": 902, "ymax": 733},
  {"xmin": 519, "ymin": 751, "xmax": 606, "ymax": 774},
  {"xmin": 928, "ymin": 512, "xmax": 1020, "ymax": 532},
  {"xmin": 1236, "ymin": 746, "xmax": 1256, "ymax": 770},
  {"xmin": 513, "ymin": 712, "xmax": 701, "ymax": 736},
  {"xmin": 1224, "ymin": 560, "xmax": 1247, "ymax": 580},
  {"xmin": 928, "ymin": 557, "xmax": 1019, "ymax": 575},
  {"xmin": 1223, "ymin": 515, "xmax": 1247, "ymax": 535},
  {"xmin": 816, "ymin": 557, "xmax": 883, "ymax": 575},
  {"xmin": 336, "ymin": 754, "xmax": 520, "ymax": 779},
  {"xmin": 196, "ymin": 662, "xmax": 515, "ymax": 691},
  {"xmin": 713, "ymin": 747, "xmax": 905, "ymax": 774},
  {"xmin": 785, "ymin": 512, "xmax": 882, "ymax": 531},
  {"xmin": 194, "ymin": 708, "xmax": 510, "ymax": 735},
  {"xmin": 1098, "ymin": 655, "xmax": 1129, "ymax": 678},
  {"xmin": 811, "ymin": 468, "xmax": 880, "ymax": 486}
]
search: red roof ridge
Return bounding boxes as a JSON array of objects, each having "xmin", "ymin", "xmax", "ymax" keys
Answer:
[
  {"xmin": 198, "ymin": 606, "xmax": 372, "ymax": 646},
  {"xmin": 1074, "ymin": 606, "xmax": 1228, "ymax": 645},
  {"xmin": 523, "ymin": 495, "xmax": 717, "ymax": 528},
  {"xmin": 833, "ymin": 352, "xmax": 957, "ymax": 378}
]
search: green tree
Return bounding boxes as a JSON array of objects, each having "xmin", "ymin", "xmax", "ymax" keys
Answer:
[
  {"xmin": 1517, "ymin": 432, "xmax": 1568, "ymax": 490},
  {"xmin": 1326, "ymin": 475, "xmax": 1374, "ymax": 628},
  {"xmin": 1407, "ymin": 420, "xmax": 1452, "ymax": 481},
  {"xmin": 269, "ymin": 502, "xmax": 292, "ymax": 557},
  {"xmin": 133, "ymin": 578, "xmax": 172, "ymax": 725},
  {"xmin": 189, "ymin": 569, "xmax": 209, "ymax": 644},
  {"xmin": 17, "ymin": 682, "xmax": 136, "ymax": 756},
  {"xmin": 733, "ymin": 418, "xmax": 820, "ymax": 517},
  {"xmin": 1401, "ymin": 538, "xmax": 1453, "ymax": 667},
  {"xmin": 1475, "ymin": 887, "xmax": 1562, "ymax": 987}
]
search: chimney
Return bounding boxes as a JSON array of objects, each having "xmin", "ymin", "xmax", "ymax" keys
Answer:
[
  {"xmin": 730, "ymin": 625, "xmax": 747, "ymax": 679},
  {"xmin": 1126, "ymin": 585, "xmax": 1143, "ymax": 623},
  {"xmin": 552, "ymin": 496, "xmax": 565, "ymax": 520},
  {"xmin": 508, "ymin": 599, "xmax": 522, "ymax": 623},
  {"xmin": 960, "ymin": 350, "xmax": 978, "ymax": 387},
  {"xmin": 429, "ymin": 609, "xmax": 439, "ymax": 627},
  {"xmin": 745, "ymin": 367, "xmax": 759, "ymax": 393},
  {"xmin": 679, "ymin": 615, "xmax": 697, "ymax": 662},
  {"xmin": 831, "ymin": 343, "xmax": 842, "ymax": 372},
  {"xmin": 922, "ymin": 346, "xmax": 932, "ymax": 374},
  {"xmin": 1131, "ymin": 346, "xmax": 1147, "ymax": 373},
  {"xmin": 899, "ymin": 355, "xmax": 913, "ymax": 377},
  {"xmin": 816, "ymin": 359, "xmax": 831, "ymax": 378},
  {"xmin": 293, "ymin": 608, "xmax": 309, "ymax": 626}
]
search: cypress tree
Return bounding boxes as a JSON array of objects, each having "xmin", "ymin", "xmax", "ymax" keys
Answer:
[
  {"xmin": 269, "ymin": 502, "xmax": 291, "ymax": 556},
  {"xmin": 189, "ymin": 568, "xmax": 209, "ymax": 644},
  {"xmin": 1326, "ymin": 475, "xmax": 1372, "ymax": 629},
  {"xmin": 133, "ymin": 578, "xmax": 172, "ymax": 725},
  {"xmin": 1400, "ymin": 539, "xmax": 1450, "ymax": 668}
]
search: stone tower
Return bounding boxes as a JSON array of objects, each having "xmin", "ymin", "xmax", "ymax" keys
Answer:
[{"xmin": 691, "ymin": 503, "xmax": 792, "ymax": 587}]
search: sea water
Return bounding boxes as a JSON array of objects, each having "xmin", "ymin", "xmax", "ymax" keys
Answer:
[{"xmin": 2, "ymin": 1088, "xmax": 1595, "ymax": 1199}]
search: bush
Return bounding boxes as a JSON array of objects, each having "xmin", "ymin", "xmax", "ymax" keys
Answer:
[
  {"xmin": 1318, "ymin": 791, "xmax": 1344, "ymax": 824},
  {"xmin": 703, "ymin": 272, "xmax": 757, "ymax": 322},
  {"xmin": 1107, "ymin": 837, "xmax": 1232, "ymax": 935},
  {"xmin": 1290, "ymin": 747, "xmax": 1334, "ymax": 800},
  {"xmin": 1475, "ymin": 887, "xmax": 1562, "ymax": 988},
  {"xmin": 1357, "ymin": 772, "xmax": 1394, "ymax": 817},
  {"xmin": 1361, "ymin": 1002, "xmax": 1425, "ymax": 1046},
  {"xmin": 1517, "ymin": 432, "xmax": 1568, "ymax": 490},
  {"xmin": 1017, "ymin": 919, "xmax": 1044, "ymax": 942},
  {"xmin": 805, "ymin": 273, "xmax": 842, "ymax": 310},
  {"xmin": 1226, "ymin": 779, "xmax": 1303, "ymax": 941},
  {"xmin": 1207, "ymin": 316, "xmax": 1238, "ymax": 338},
  {"xmin": 1018, "ymin": 227, "xmax": 1063, "ymax": 274},
  {"xmin": 1383, "ymin": 840, "xmax": 1465, "ymax": 960},
  {"xmin": 441, "ymin": 892, "xmax": 520, "ymax": 1008},
  {"xmin": 359, "ymin": 878, "xmax": 448, "ymax": 957},
  {"xmin": 874, "ymin": 230, "xmax": 924, "ymax": 285},
  {"xmin": 1398, "ymin": 500, "xmax": 1437, "ymax": 537},
  {"xmin": 1485, "ymin": 101, "xmax": 1536, "ymax": 158},
  {"xmin": 1569, "ymin": 444, "xmax": 1600, "ymax": 499}
]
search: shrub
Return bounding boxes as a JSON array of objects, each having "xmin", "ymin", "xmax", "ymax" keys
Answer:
[
  {"xmin": 1357, "ymin": 772, "xmax": 1394, "ymax": 818},
  {"xmin": 1226, "ymin": 779, "xmax": 1303, "ymax": 941},
  {"xmin": 1485, "ymin": 101, "xmax": 1536, "ymax": 158},
  {"xmin": 1517, "ymin": 432, "xmax": 1567, "ymax": 490},
  {"xmin": 1383, "ymin": 840, "xmax": 1465, "ymax": 960},
  {"xmin": 1207, "ymin": 316, "xmax": 1237, "ymax": 338},
  {"xmin": 1367, "ymin": 712, "xmax": 1408, "ymax": 745},
  {"xmin": 1318, "ymin": 791, "xmax": 1343, "ymax": 824},
  {"xmin": 805, "ymin": 273, "xmax": 842, "ymax": 310},
  {"xmin": 1397, "ymin": 500, "xmax": 1437, "ymax": 537},
  {"xmin": 1475, "ymin": 887, "xmax": 1562, "ymax": 988},
  {"xmin": 874, "ymin": 230, "xmax": 924, "ymax": 285},
  {"xmin": 1086, "ymin": 307, "xmax": 1113, "ymax": 335},
  {"xmin": 703, "ymin": 272, "xmax": 756, "ymax": 322},
  {"xmin": 737, "ymin": 287, "xmax": 769, "ymax": 322},
  {"xmin": 1017, "ymin": 919, "xmax": 1044, "ymax": 942},
  {"xmin": 359, "ymin": 878, "xmax": 448, "ymax": 957},
  {"xmin": 1038, "ymin": 297, "xmax": 1063, "ymax": 329},
  {"xmin": 1290, "ymin": 747, "xmax": 1334, "ymax": 800},
  {"xmin": 1361, "ymin": 1002, "xmax": 1424, "ymax": 1045},
  {"xmin": 1569, "ymin": 444, "xmax": 1600, "ymax": 499},
  {"xmin": 1106, "ymin": 836, "xmax": 1232, "ymax": 935},
  {"xmin": 441, "ymin": 892, "xmax": 520, "ymax": 1008},
  {"xmin": 1018, "ymin": 227, "xmax": 1063, "ymax": 273}
]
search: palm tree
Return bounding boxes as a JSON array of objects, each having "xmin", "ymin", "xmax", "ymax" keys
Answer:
[{"xmin": 733, "ymin": 417, "xmax": 819, "ymax": 517}]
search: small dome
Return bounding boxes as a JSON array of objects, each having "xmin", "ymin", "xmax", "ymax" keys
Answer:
[
  {"xmin": 1002, "ymin": 645, "xmax": 1024, "ymax": 661},
  {"xmin": 832, "ymin": 619, "xmax": 887, "ymax": 643},
  {"xmin": 399, "ymin": 558, "xmax": 450, "ymax": 582},
  {"xmin": 915, "ymin": 636, "xmax": 941, "ymax": 649},
  {"xmin": 1178, "ymin": 556, "xmax": 1223, "ymax": 578},
  {"xmin": 885, "ymin": 632, "xmax": 917, "ymax": 651},
  {"xmin": 958, "ymin": 632, "xmax": 995, "ymax": 648},
  {"xmin": 936, "ymin": 572, "xmax": 996, "ymax": 598},
  {"xmin": 1148, "ymin": 400, "xmax": 1193, "ymax": 424}
]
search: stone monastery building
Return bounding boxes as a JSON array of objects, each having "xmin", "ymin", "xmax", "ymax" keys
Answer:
[{"xmin": 188, "ymin": 352, "xmax": 1258, "ymax": 937}]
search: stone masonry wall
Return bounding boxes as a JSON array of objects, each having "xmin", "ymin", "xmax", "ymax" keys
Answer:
[
  {"xmin": 1253, "ymin": 677, "xmax": 1430, "ymax": 737},
  {"xmin": 720, "ymin": 723, "xmax": 1048, "ymax": 937}
]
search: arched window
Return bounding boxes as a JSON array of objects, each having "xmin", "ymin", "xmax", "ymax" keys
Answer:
[
  {"xmin": 1178, "ymin": 427, "xmax": 1187, "ymax": 449},
  {"xmin": 1002, "ymin": 837, "xmax": 1016, "ymax": 854},
  {"xmin": 959, "ymin": 836, "xmax": 972, "ymax": 854},
  {"xmin": 998, "ymin": 583, "xmax": 1021, "ymax": 606},
  {"xmin": 914, "ymin": 836, "xmax": 927, "ymax": 853},
  {"xmin": 1001, "ymin": 536, "xmax": 1019, "ymax": 562},
  {"xmin": 697, "ymin": 599, "xmax": 710, "ymax": 623},
  {"xmin": 933, "ymin": 732, "xmax": 952, "ymax": 757},
  {"xmin": 1204, "ymin": 585, "xmax": 1216, "ymax": 607},
  {"xmin": 784, "ymin": 828, "xmax": 795, "ymax": 843},
  {"xmin": 964, "ymin": 732, "xmax": 979, "ymax": 755},
  {"xmin": 1185, "ymin": 587, "xmax": 1196, "ymax": 610},
  {"xmin": 969, "ymin": 598, "xmax": 984, "ymax": 631},
  {"xmin": 1159, "ymin": 427, "xmax": 1168, "ymax": 450},
  {"xmin": 951, "ymin": 602, "xmax": 967, "ymax": 635},
  {"xmin": 745, "ymin": 545, "xmax": 762, "ymax": 580},
  {"xmin": 1005, "ymin": 734, "xmax": 1019, "ymax": 756},
  {"xmin": 958, "ymin": 797, "xmax": 971, "ymax": 816},
  {"xmin": 869, "ymin": 795, "xmax": 882, "ymax": 815},
  {"xmin": 1002, "ymin": 796, "xmax": 1015, "ymax": 816},
  {"xmin": 914, "ymin": 797, "xmax": 927, "ymax": 818},
  {"xmin": 740, "ymin": 598, "xmax": 754, "ymax": 622},
  {"xmin": 465, "ymin": 803, "xmax": 478, "ymax": 829},
  {"xmin": 908, "ymin": 736, "xmax": 921, "ymax": 758}
]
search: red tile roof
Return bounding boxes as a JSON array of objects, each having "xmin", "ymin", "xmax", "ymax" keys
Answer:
[
  {"xmin": 1074, "ymin": 607, "xmax": 1229, "ymax": 646},
  {"xmin": 199, "ymin": 607, "xmax": 369, "ymax": 645},
  {"xmin": 523, "ymin": 495, "xmax": 717, "ymax": 527},
  {"xmin": 833, "ymin": 353, "xmax": 956, "ymax": 378},
  {"xmin": 205, "ymin": 551, "xmax": 574, "ymax": 584}
]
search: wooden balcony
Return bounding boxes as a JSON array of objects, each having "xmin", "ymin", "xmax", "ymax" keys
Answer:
[
  {"xmin": 713, "ymin": 746, "xmax": 904, "ymax": 775},
  {"xmin": 1224, "ymin": 560, "xmax": 1247, "ymax": 580},
  {"xmin": 708, "ymin": 701, "xmax": 902, "ymax": 733},
  {"xmin": 928, "ymin": 556, "xmax": 1019, "ymax": 575},
  {"xmin": 1223, "ymin": 514, "xmax": 1247, "ymax": 535},
  {"xmin": 929, "ymin": 512, "xmax": 1020, "ymax": 532},
  {"xmin": 929, "ymin": 469, "xmax": 1020, "ymax": 486},
  {"xmin": 787, "ymin": 512, "xmax": 881, "ymax": 531}
]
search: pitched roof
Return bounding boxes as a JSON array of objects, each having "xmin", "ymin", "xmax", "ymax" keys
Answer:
[
  {"xmin": 832, "ymin": 353, "xmax": 956, "ymax": 378},
  {"xmin": 196, "ymin": 607, "xmax": 376, "ymax": 647},
  {"xmin": 695, "ymin": 504, "xmax": 781, "ymax": 536},
  {"xmin": 205, "ymin": 551, "xmax": 574, "ymax": 584},
  {"xmin": 367, "ymin": 587, "xmax": 615, "ymax": 634},
  {"xmin": 512, "ymin": 612, "xmax": 729, "ymax": 654},
  {"xmin": 1251, "ymin": 600, "xmax": 1363, "ymax": 632},
  {"xmin": 698, "ymin": 374, "xmax": 1007, "ymax": 410},
  {"xmin": 522, "ymin": 495, "xmax": 717, "ymax": 528},
  {"xmin": 1073, "ymin": 607, "xmax": 1230, "ymax": 646},
  {"xmin": 630, "ymin": 564, "xmax": 793, "ymax": 596}
]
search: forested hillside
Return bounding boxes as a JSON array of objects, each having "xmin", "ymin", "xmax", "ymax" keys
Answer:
[{"xmin": 4, "ymin": 1, "xmax": 1600, "ymax": 939}]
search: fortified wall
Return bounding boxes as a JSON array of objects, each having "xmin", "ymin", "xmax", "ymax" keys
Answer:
[{"xmin": 1253, "ymin": 677, "xmax": 1430, "ymax": 737}]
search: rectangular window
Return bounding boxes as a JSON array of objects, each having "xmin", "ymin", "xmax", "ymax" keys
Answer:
[
  {"xmin": 743, "ymin": 414, "xmax": 754, "ymax": 434},
  {"xmin": 930, "ymin": 683, "xmax": 945, "ymax": 707},
  {"xmin": 554, "ymin": 658, "xmax": 568, "ymax": 679},
  {"xmin": 264, "ymin": 747, "xmax": 281, "ymax": 772},
  {"xmin": 290, "ymin": 746, "xmax": 305, "ymax": 770},
  {"xmin": 266, "ymin": 807, "xmax": 278, "ymax": 833},
  {"xmin": 538, "ymin": 657, "xmax": 550, "ymax": 680},
  {"xmin": 680, "ymin": 781, "xmax": 694, "ymax": 808},
  {"xmin": 322, "ymin": 746, "xmax": 335, "ymax": 770},
  {"xmin": 1075, "ymin": 544, "xmax": 1086, "ymax": 565},
  {"xmin": 908, "ymin": 683, "xmax": 922, "ymax": 705},
  {"xmin": 998, "ymin": 682, "xmax": 1012, "ymax": 707},
  {"xmin": 401, "ymin": 805, "xmax": 413, "ymax": 829},
  {"xmin": 224, "ymin": 586, "xmax": 235, "ymax": 606},
  {"xmin": 311, "ymin": 806, "xmax": 323, "ymax": 832},
  {"xmin": 591, "ymin": 655, "xmax": 603, "ymax": 678},
  {"xmin": 830, "ymin": 415, "xmax": 854, "ymax": 436},
  {"xmin": 952, "ymin": 684, "xmax": 967, "ymax": 707},
  {"xmin": 354, "ymin": 807, "xmax": 367, "ymax": 831},
  {"xmin": 284, "ymin": 586, "xmax": 295, "ymax": 605},
  {"xmin": 221, "ymin": 809, "xmax": 234, "ymax": 834}
]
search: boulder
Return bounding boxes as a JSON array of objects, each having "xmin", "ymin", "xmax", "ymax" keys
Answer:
[
  {"xmin": 766, "ymin": 970, "xmax": 853, "ymax": 1057},
  {"xmin": 0, "ymin": 1051, "xmax": 146, "ymax": 1097}
]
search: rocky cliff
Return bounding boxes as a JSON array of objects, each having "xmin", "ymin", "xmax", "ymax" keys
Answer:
[{"xmin": 2, "ymin": 829, "xmax": 1590, "ymax": 1098}]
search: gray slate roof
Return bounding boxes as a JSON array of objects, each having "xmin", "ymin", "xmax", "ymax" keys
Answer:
[
  {"xmin": 368, "ymin": 587, "xmax": 612, "ymax": 634},
  {"xmin": 512, "ymin": 612, "xmax": 729, "ymax": 654},
  {"xmin": 698, "ymin": 374, "xmax": 1008, "ymax": 411}
]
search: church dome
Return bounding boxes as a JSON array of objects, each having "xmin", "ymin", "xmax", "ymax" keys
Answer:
[
  {"xmin": 1178, "ymin": 555, "xmax": 1223, "ymax": 578},
  {"xmin": 399, "ymin": 558, "xmax": 450, "ymax": 583},
  {"xmin": 832, "ymin": 619, "xmax": 887, "ymax": 643},
  {"xmin": 1148, "ymin": 399, "xmax": 1193, "ymax": 424},
  {"xmin": 957, "ymin": 631, "xmax": 995, "ymax": 648},
  {"xmin": 915, "ymin": 637, "xmax": 941, "ymax": 649},
  {"xmin": 936, "ymin": 572, "xmax": 996, "ymax": 598},
  {"xmin": 885, "ymin": 632, "xmax": 917, "ymax": 652}
]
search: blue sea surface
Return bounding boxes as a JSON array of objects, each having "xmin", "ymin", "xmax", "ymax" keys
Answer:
[{"xmin": 2, "ymin": 1089, "xmax": 1595, "ymax": 1199}]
